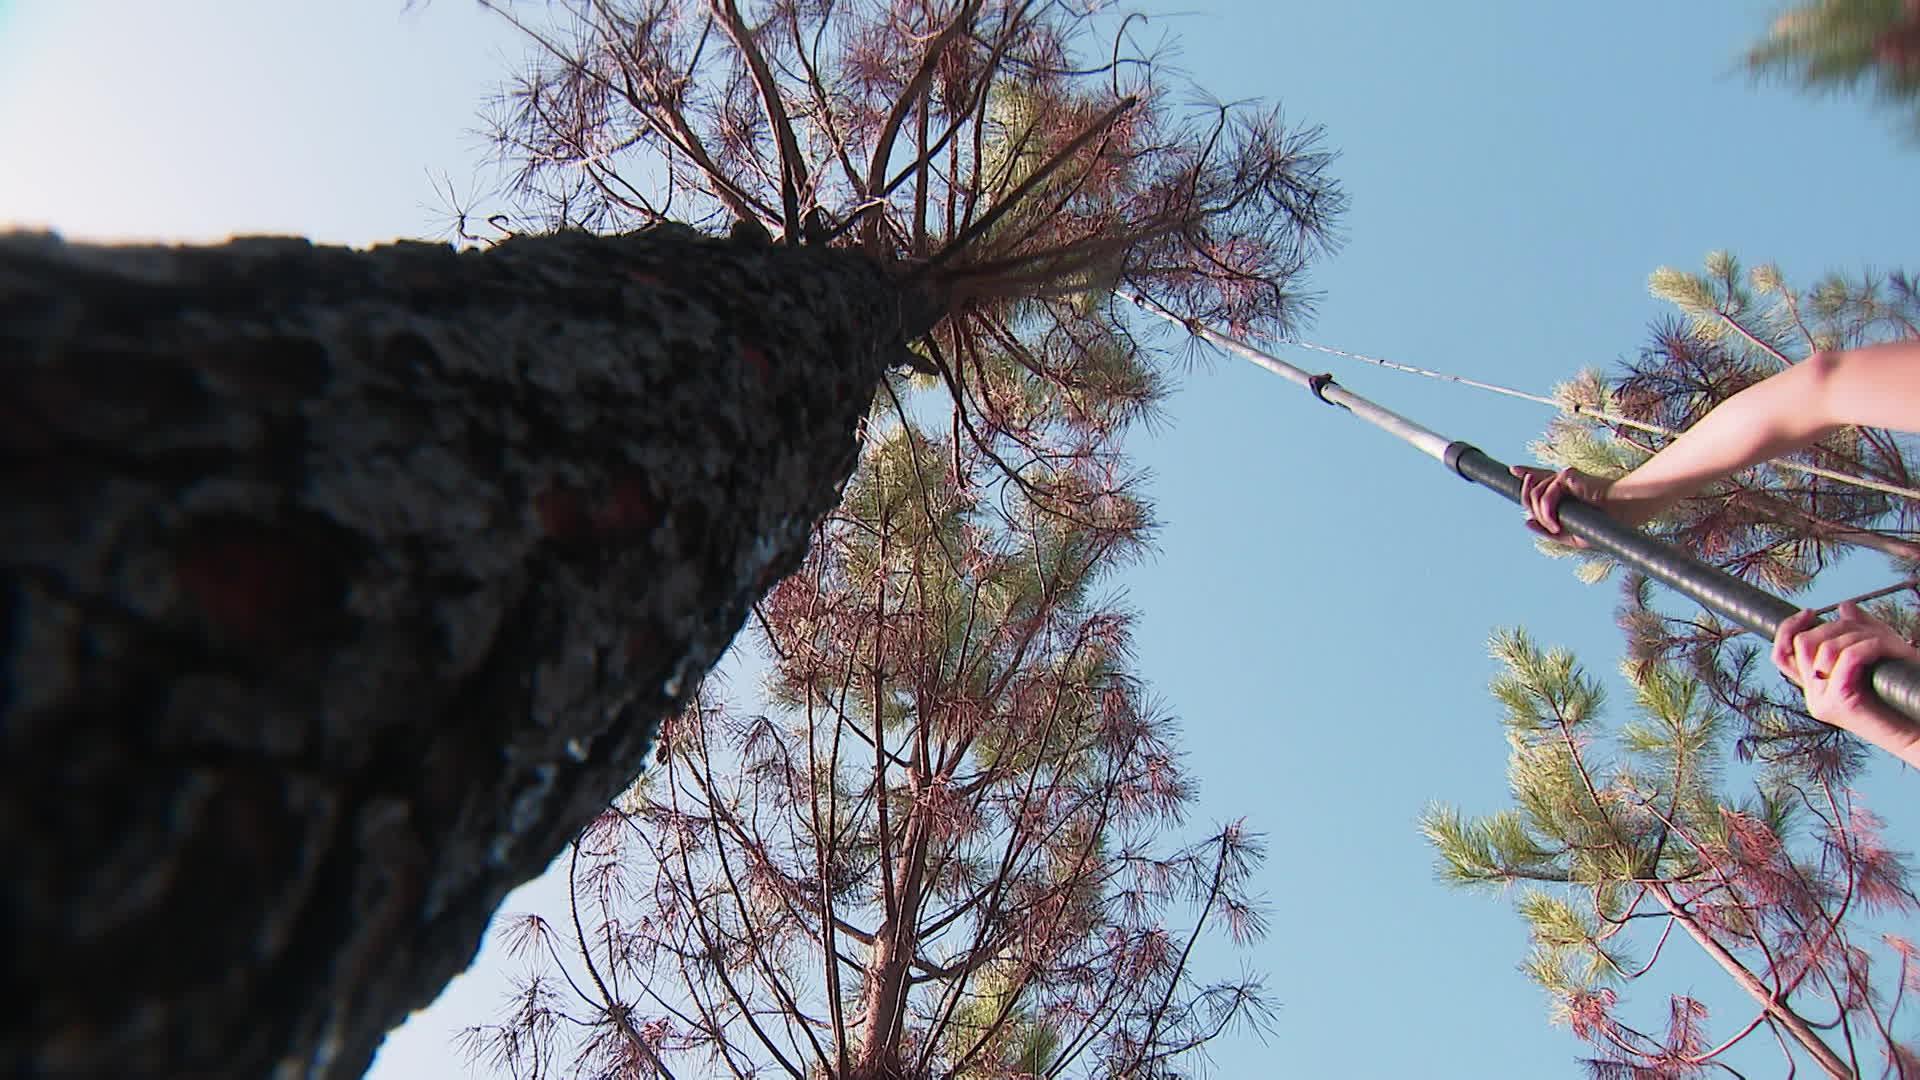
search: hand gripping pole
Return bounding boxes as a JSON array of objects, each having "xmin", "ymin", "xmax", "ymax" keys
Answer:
[{"xmin": 1124, "ymin": 291, "xmax": 1920, "ymax": 726}]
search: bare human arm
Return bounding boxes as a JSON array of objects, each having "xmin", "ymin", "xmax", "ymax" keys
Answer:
[
  {"xmin": 1514, "ymin": 338, "xmax": 1920, "ymax": 542},
  {"xmin": 1513, "ymin": 339, "xmax": 1920, "ymax": 770}
]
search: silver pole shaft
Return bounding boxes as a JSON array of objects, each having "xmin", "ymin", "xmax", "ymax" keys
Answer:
[{"xmin": 1123, "ymin": 293, "xmax": 1454, "ymax": 461}]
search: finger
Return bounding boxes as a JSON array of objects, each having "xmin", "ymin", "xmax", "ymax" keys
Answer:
[
  {"xmin": 1828, "ymin": 634, "xmax": 1891, "ymax": 696},
  {"xmin": 1525, "ymin": 480, "xmax": 1558, "ymax": 535},
  {"xmin": 1793, "ymin": 618, "xmax": 1852, "ymax": 681},
  {"xmin": 1537, "ymin": 472, "xmax": 1569, "ymax": 534},
  {"xmin": 1813, "ymin": 630, "xmax": 1874, "ymax": 681},
  {"xmin": 1526, "ymin": 523, "xmax": 1589, "ymax": 549},
  {"xmin": 1834, "ymin": 602, "xmax": 1920, "ymax": 661},
  {"xmin": 1773, "ymin": 608, "xmax": 1820, "ymax": 676},
  {"xmin": 1824, "ymin": 601, "xmax": 1873, "ymax": 634},
  {"xmin": 1775, "ymin": 607, "xmax": 1820, "ymax": 641},
  {"xmin": 1790, "ymin": 617, "xmax": 1826, "ymax": 678}
]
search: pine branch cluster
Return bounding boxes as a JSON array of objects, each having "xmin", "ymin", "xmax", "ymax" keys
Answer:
[
  {"xmin": 462, "ymin": 393, "xmax": 1275, "ymax": 1078},
  {"xmin": 464, "ymin": 0, "xmax": 1344, "ymax": 520},
  {"xmin": 1432, "ymin": 255, "xmax": 1920, "ymax": 1077},
  {"xmin": 1425, "ymin": 631, "xmax": 1918, "ymax": 1077}
]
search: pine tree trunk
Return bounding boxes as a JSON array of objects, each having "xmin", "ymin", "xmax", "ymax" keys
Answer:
[
  {"xmin": 1, "ymin": 228, "xmax": 922, "ymax": 1079},
  {"xmin": 853, "ymin": 819, "xmax": 932, "ymax": 1080}
]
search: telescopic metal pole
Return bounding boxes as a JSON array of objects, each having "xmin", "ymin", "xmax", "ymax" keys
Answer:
[{"xmin": 1124, "ymin": 292, "xmax": 1920, "ymax": 726}]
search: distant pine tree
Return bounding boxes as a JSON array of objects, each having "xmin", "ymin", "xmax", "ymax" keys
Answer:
[
  {"xmin": 1749, "ymin": 0, "xmax": 1920, "ymax": 141},
  {"xmin": 1425, "ymin": 631, "xmax": 1916, "ymax": 1078},
  {"xmin": 462, "ymin": 404, "xmax": 1274, "ymax": 1080}
]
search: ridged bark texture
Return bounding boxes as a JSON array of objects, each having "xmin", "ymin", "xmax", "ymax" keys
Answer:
[{"xmin": 0, "ymin": 228, "xmax": 913, "ymax": 1079}]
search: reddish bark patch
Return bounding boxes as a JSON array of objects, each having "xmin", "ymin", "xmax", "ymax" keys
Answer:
[
  {"xmin": 174, "ymin": 523, "xmax": 346, "ymax": 650},
  {"xmin": 193, "ymin": 336, "xmax": 333, "ymax": 403},
  {"xmin": 593, "ymin": 473, "xmax": 659, "ymax": 537},
  {"xmin": 625, "ymin": 623, "xmax": 661, "ymax": 666},
  {"xmin": 739, "ymin": 343, "xmax": 772, "ymax": 385},
  {"xmin": 534, "ymin": 485, "xmax": 590, "ymax": 542}
]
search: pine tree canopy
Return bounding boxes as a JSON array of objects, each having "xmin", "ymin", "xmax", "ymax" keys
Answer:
[{"xmin": 1433, "ymin": 254, "xmax": 1920, "ymax": 1076}]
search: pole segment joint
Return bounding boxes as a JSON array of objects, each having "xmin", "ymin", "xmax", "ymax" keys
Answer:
[
  {"xmin": 1308, "ymin": 372, "xmax": 1340, "ymax": 405},
  {"xmin": 1442, "ymin": 441, "xmax": 1477, "ymax": 480}
]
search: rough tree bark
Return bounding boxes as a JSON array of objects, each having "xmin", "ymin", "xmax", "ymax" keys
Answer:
[{"xmin": 0, "ymin": 227, "xmax": 928, "ymax": 1079}]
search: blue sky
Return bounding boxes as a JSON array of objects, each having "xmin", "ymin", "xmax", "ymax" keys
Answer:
[{"xmin": 3, "ymin": 2, "xmax": 1914, "ymax": 1076}]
